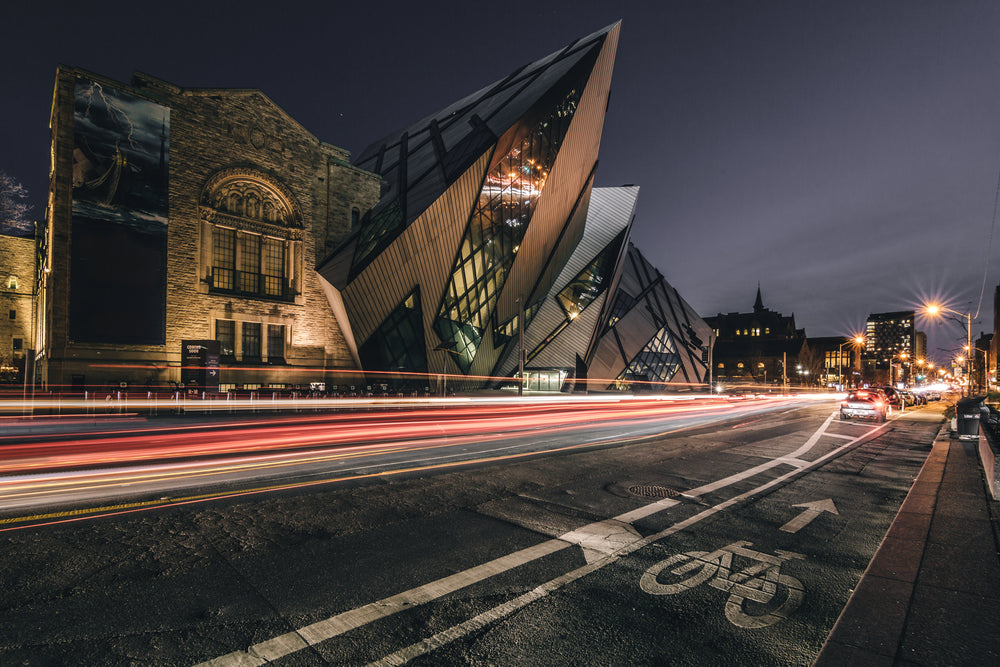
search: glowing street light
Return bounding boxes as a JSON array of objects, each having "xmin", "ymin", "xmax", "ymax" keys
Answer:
[
  {"xmin": 924, "ymin": 303, "xmax": 972, "ymax": 395},
  {"xmin": 889, "ymin": 351, "xmax": 908, "ymax": 387},
  {"xmin": 837, "ymin": 335, "xmax": 865, "ymax": 388}
]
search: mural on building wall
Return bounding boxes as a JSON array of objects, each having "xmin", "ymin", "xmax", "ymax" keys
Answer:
[{"xmin": 69, "ymin": 77, "xmax": 169, "ymax": 344}]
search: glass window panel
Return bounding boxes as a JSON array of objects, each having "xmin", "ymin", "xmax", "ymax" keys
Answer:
[
  {"xmin": 216, "ymin": 319, "xmax": 235, "ymax": 358},
  {"xmin": 242, "ymin": 322, "xmax": 262, "ymax": 361},
  {"xmin": 610, "ymin": 327, "xmax": 681, "ymax": 390},
  {"xmin": 359, "ymin": 288, "xmax": 427, "ymax": 373},
  {"xmin": 267, "ymin": 324, "xmax": 284, "ymax": 361},
  {"xmin": 351, "ymin": 198, "xmax": 403, "ymax": 275},
  {"xmin": 239, "ymin": 234, "xmax": 260, "ymax": 293},
  {"xmin": 212, "ymin": 228, "xmax": 235, "ymax": 291},
  {"xmin": 434, "ymin": 65, "xmax": 589, "ymax": 373},
  {"xmin": 263, "ymin": 238, "xmax": 285, "ymax": 297}
]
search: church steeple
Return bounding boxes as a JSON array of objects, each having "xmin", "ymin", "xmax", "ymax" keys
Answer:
[{"xmin": 753, "ymin": 282, "xmax": 764, "ymax": 313}]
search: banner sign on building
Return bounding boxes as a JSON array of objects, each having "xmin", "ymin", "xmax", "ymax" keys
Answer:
[
  {"xmin": 69, "ymin": 77, "xmax": 169, "ymax": 345},
  {"xmin": 181, "ymin": 339, "xmax": 220, "ymax": 393}
]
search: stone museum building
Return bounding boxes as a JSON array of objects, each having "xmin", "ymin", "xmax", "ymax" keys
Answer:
[
  {"xmin": 40, "ymin": 66, "xmax": 380, "ymax": 391},
  {"xmin": 35, "ymin": 21, "xmax": 711, "ymax": 393}
]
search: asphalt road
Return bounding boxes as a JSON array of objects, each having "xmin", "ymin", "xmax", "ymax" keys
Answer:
[{"xmin": 0, "ymin": 400, "xmax": 943, "ymax": 666}]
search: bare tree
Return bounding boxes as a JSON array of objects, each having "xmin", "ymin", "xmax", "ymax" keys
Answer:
[{"xmin": 0, "ymin": 171, "xmax": 34, "ymax": 237}]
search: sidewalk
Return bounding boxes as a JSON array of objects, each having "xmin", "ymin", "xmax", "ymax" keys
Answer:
[{"xmin": 816, "ymin": 424, "xmax": 1000, "ymax": 665}]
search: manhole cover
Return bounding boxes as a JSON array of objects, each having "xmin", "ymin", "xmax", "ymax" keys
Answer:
[{"xmin": 627, "ymin": 484, "xmax": 680, "ymax": 499}]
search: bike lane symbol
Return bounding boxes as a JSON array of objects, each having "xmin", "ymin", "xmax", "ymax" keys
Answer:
[{"xmin": 640, "ymin": 540, "xmax": 806, "ymax": 628}]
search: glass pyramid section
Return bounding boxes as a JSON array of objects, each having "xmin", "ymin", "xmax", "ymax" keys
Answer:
[{"xmin": 612, "ymin": 326, "xmax": 682, "ymax": 390}]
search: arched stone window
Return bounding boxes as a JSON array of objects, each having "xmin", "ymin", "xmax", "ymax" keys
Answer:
[{"xmin": 199, "ymin": 167, "xmax": 304, "ymax": 302}]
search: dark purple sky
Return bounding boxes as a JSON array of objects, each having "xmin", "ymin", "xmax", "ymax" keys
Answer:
[{"xmin": 4, "ymin": 1, "xmax": 999, "ymax": 365}]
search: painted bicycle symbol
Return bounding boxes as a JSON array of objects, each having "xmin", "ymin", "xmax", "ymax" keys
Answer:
[{"xmin": 640, "ymin": 540, "xmax": 805, "ymax": 628}]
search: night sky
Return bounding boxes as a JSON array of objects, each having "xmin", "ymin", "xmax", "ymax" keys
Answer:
[{"xmin": 4, "ymin": 1, "xmax": 999, "ymax": 365}]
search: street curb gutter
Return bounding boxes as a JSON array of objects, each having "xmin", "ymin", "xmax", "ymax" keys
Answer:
[{"xmin": 813, "ymin": 423, "xmax": 951, "ymax": 665}]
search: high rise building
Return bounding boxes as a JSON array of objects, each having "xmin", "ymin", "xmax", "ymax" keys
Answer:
[{"xmin": 865, "ymin": 311, "xmax": 915, "ymax": 366}]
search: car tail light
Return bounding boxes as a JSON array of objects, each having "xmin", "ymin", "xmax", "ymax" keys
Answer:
[{"xmin": 874, "ymin": 401, "xmax": 883, "ymax": 408}]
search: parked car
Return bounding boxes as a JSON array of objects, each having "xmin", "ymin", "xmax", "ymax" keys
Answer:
[
  {"xmin": 876, "ymin": 386, "xmax": 910, "ymax": 409},
  {"xmin": 840, "ymin": 389, "xmax": 890, "ymax": 422},
  {"xmin": 900, "ymin": 390, "xmax": 924, "ymax": 406}
]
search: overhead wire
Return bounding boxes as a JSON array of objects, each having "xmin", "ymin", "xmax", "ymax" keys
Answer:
[{"xmin": 973, "ymin": 159, "xmax": 1000, "ymax": 320}]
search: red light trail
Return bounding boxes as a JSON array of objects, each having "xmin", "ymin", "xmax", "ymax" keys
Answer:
[{"xmin": 0, "ymin": 394, "xmax": 835, "ymax": 529}]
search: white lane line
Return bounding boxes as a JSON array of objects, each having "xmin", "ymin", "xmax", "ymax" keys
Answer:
[
  {"xmin": 615, "ymin": 497, "xmax": 681, "ymax": 523},
  {"xmin": 196, "ymin": 539, "xmax": 571, "ymax": 666},
  {"xmin": 369, "ymin": 416, "xmax": 887, "ymax": 666},
  {"xmin": 199, "ymin": 411, "xmax": 885, "ymax": 667},
  {"xmin": 558, "ymin": 519, "xmax": 643, "ymax": 564},
  {"xmin": 776, "ymin": 457, "xmax": 810, "ymax": 469}
]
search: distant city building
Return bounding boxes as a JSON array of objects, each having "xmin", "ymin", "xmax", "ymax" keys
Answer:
[
  {"xmin": 810, "ymin": 336, "xmax": 862, "ymax": 386},
  {"xmin": 975, "ymin": 331, "xmax": 993, "ymax": 393},
  {"xmin": 703, "ymin": 287, "xmax": 810, "ymax": 385},
  {"xmin": 864, "ymin": 310, "xmax": 915, "ymax": 384},
  {"xmin": 991, "ymin": 285, "xmax": 1000, "ymax": 392},
  {"xmin": 915, "ymin": 331, "xmax": 927, "ymax": 364}
]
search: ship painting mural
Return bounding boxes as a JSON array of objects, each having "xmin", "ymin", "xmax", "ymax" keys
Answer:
[{"xmin": 70, "ymin": 77, "xmax": 169, "ymax": 345}]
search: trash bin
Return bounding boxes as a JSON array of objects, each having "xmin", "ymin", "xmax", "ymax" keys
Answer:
[{"xmin": 956, "ymin": 396, "xmax": 984, "ymax": 440}]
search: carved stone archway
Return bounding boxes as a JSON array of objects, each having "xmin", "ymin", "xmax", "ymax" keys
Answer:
[{"xmin": 200, "ymin": 166, "xmax": 303, "ymax": 233}]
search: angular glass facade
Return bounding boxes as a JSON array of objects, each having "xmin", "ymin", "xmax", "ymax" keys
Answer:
[
  {"xmin": 433, "ymin": 76, "xmax": 587, "ymax": 373},
  {"xmin": 527, "ymin": 232, "xmax": 623, "ymax": 364},
  {"xmin": 313, "ymin": 23, "xmax": 717, "ymax": 391},
  {"xmin": 606, "ymin": 288, "xmax": 636, "ymax": 330},
  {"xmin": 359, "ymin": 288, "xmax": 427, "ymax": 373},
  {"xmin": 492, "ymin": 300, "xmax": 542, "ymax": 349},
  {"xmin": 351, "ymin": 199, "xmax": 403, "ymax": 279},
  {"xmin": 555, "ymin": 231, "xmax": 623, "ymax": 319}
]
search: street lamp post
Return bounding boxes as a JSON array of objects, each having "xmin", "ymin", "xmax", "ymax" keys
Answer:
[
  {"xmin": 924, "ymin": 304, "xmax": 972, "ymax": 396},
  {"xmin": 838, "ymin": 335, "xmax": 864, "ymax": 389},
  {"xmin": 433, "ymin": 341, "xmax": 459, "ymax": 397},
  {"xmin": 889, "ymin": 351, "xmax": 908, "ymax": 387}
]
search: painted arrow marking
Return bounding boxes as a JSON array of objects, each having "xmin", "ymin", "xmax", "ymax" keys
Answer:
[{"xmin": 780, "ymin": 498, "xmax": 839, "ymax": 533}]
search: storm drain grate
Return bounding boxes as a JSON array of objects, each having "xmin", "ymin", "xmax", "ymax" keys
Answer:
[{"xmin": 627, "ymin": 484, "xmax": 681, "ymax": 499}]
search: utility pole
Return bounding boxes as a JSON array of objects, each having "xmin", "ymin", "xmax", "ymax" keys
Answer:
[
  {"xmin": 517, "ymin": 296, "xmax": 525, "ymax": 397},
  {"xmin": 783, "ymin": 351, "xmax": 788, "ymax": 394}
]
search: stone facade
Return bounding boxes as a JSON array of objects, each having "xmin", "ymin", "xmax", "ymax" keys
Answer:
[
  {"xmin": 40, "ymin": 67, "xmax": 380, "ymax": 391},
  {"xmin": 0, "ymin": 234, "xmax": 35, "ymax": 383}
]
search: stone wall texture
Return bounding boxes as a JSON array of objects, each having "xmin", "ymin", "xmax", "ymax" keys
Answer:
[{"xmin": 0, "ymin": 235, "xmax": 35, "ymax": 381}]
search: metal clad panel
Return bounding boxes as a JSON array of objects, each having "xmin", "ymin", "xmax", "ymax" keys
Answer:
[
  {"xmin": 343, "ymin": 151, "xmax": 490, "ymax": 355},
  {"xmin": 528, "ymin": 291, "xmax": 607, "ymax": 371},
  {"xmin": 496, "ymin": 186, "xmax": 636, "ymax": 376}
]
